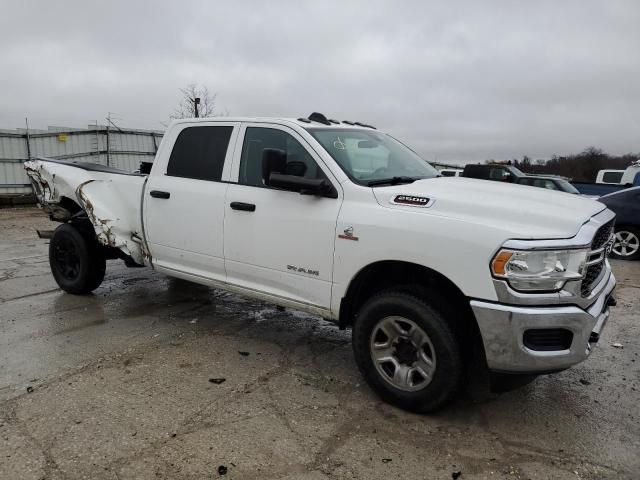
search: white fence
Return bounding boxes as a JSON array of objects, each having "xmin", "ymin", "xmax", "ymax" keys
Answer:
[{"xmin": 0, "ymin": 126, "xmax": 163, "ymax": 196}]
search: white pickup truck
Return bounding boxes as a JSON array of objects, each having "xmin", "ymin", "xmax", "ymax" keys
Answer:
[{"xmin": 24, "ymin": 113, "xmax": 617, "ymax": 412}]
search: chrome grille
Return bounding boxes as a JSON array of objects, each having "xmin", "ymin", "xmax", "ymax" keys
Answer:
[
  {"xmin": 581, "ymin": 220, "xmax": 614, "ymax": 297},
  {"xmin": 592, "ymin": 220, "xmax": 614, "ymax": 250}
]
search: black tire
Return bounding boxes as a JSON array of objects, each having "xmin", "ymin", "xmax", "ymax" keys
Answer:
[
  {"xmin": 352, "ymin": 290, "xmax": 463, "ymax": 413},
  {"xmin": 610, "ymin": 226, "xmax": 640, "ymax": 261},
  {"xmin": 49, "ymin": 223, "xmax": 106, "ymax": 294}
]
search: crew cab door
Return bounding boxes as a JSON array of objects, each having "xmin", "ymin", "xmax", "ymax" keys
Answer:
[
  {"xmin": 144, "ymin": 122, "xmax": 239, "ymax": 281},
  {"xmin": 224, "ymin": 124, "xmax": 342, "ymax": 309}
]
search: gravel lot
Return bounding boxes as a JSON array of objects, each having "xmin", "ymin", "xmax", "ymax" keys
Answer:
[{"xmin": 1, "ymin": 207, "xmax": 639, "ymax": 480}]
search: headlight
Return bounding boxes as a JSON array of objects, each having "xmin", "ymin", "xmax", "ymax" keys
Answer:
[{"xmin": 491, "ymin": 248, "xmax": 588, "ymax": 292}]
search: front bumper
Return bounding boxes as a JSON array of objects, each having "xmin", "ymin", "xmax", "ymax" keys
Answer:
[{"xmin": 471, "ymin": 272, "xmax": 616, "ymax": 373}]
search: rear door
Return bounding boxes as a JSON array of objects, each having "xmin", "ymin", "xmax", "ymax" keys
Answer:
[
  {"xmin": 223, "ymin": 123, "xmax": 342, "ymax": 309},
  {"xmin": 144, "ymin": 122, "xmax": 239, "ymax": 281}
]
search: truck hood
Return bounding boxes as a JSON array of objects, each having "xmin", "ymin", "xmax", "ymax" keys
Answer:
[{"xmin": 372, "ymin": 177, "xmax": 607, "ymax": 239}]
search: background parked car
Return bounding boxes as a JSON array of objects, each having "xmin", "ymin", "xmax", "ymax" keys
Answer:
[
  {"xmin": 573, "ymin": 163, "xmax": 640, "ymax": 196},
  {"xmin": 598, "ymin": 187, "xmax": 640, "ymax": 260},
  {"xmin": 517, "ymin": 175, "xmax": 581, "ymax": 194},
  {"xmin": 596, "ymin": 169, "xmax": 625, "ymax": 184},
  {"xmin": 462, "ymin": 163, "xmax": 526, "ymax": 183},
  {"xmin": 439, "ymin": 168, "xmax": 463, "ymax": 177}
]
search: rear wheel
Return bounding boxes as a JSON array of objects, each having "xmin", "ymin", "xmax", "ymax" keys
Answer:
[
  {"xmin": 352, "ymin": 290, "xmax": 463, "ymax": 413},
  {"xmin": 611, "ymin": 226, "xmax": 640, "ymax": 260},
  {"xmin": 49, "ymin": 223, "xmax": 106, "ymax": 294}
]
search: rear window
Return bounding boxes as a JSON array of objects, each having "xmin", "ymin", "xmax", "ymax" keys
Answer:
[
  {"xmin": 602, "ymin": 171, "xmax": 623, "ymax": 183},
  {"xmin": 166, "ymin": 126, "xmax": 233, "ymax": 181}
]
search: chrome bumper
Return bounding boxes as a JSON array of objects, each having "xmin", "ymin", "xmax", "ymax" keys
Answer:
[{"xmin": 471, "ymin": 272, "xmax": 616, "ymax": 373}]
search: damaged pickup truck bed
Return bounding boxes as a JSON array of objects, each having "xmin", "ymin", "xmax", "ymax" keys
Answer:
[
  {"xmin": 25, "ymin": 159, "xmax": 149, "ymax": 265},
  {"xmin": 24, "ymin": 114, "xmax": 617, "ymax": 412}
]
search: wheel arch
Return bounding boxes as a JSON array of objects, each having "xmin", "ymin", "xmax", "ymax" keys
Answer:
[{"xmin": 338, "ymin": 260, "xmax": 486, "ymax": 363}]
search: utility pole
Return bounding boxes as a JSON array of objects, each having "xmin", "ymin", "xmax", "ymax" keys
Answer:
[
  {"xmin": 194, "ymin": 97, "xmax": 200, "ymax": 118},
  {"xmin": 106, "ymin": 112, "xmax": 111, "ymax": 167},
  {"xmin": 24, "ymin": 117, "xmax": 32, "ymax": 160},
  {"xmin": 105, "ymin": 113, "xmax": 125, "ymax": 168},
  {"xmin": 93, "ymin": 120, "xmax": 100, "ymax": 161}
]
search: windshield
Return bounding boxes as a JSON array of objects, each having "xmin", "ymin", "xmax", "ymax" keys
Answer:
[
  {"xmin": 556, "ymin": 179, "xmax": 580, "ymax": 194},
  {"xmin": 308, "ymin": 128, "xmax": 439, "ymax": 186},
  {"xmin": 509, "ymin": 166, "xmax": 525, "ymax": 177}
]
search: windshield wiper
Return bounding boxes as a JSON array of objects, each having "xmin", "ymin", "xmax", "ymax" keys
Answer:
[{"xmin": 366, "ymin": 176, "xmax": 418, "ymax": 187}]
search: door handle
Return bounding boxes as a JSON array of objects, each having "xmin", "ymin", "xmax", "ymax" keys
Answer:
[
  {"xmin": 150, "ymin": 190, "xmax": 170, "ymax": 199},
  {"xmin": 230, "ymin": 202, "xmax": 256, "ymax": 212}
]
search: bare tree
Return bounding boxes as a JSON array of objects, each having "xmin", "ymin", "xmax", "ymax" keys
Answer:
[{"xmin": 170, "ymin": 84, "xmax": 220, "ymax": 119}]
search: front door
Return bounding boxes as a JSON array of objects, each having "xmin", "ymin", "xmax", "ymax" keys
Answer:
[
  {"xmin": 224, "ymin": 124, "xmax": 342, "ymax": 309},
  {"xmin": 144, "ymin": 122, "xmax": 238, "ymax": 281}
]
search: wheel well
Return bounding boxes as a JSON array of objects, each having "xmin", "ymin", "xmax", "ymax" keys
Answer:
[
  {"xmin": 339, "ymin": 261, "xmax": 469, "ymax": 325},
  {"xmin": 44, "ymin": 196, "xmax": 83, "ymax": 222},
  {"xmin": 50, "ymin": 197, "xmax": 140, "ymax": 265},
  {"xmin": 338, "ymin": 261, "xmax": 484, "ymax": 363},
  {"xmin": 59, "ymin": 196, "xmax": 83, "ymax": 216}
]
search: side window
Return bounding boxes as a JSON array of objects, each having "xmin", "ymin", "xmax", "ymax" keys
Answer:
[
  {"xmin": 489, "ymin": 168, "xmax": 507, "ymax": 181},
  {"xmin": 238, "ymin": 127, "xmax": 327, "ymax": 187},
  {"xmin": 166, "ymin": 126, "xmax": 233, "ymax": 181}
]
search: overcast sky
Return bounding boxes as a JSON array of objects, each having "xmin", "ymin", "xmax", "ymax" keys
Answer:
[{"xmin": 1, "ymin": 1, "xmax": 638, "ymax": 163}]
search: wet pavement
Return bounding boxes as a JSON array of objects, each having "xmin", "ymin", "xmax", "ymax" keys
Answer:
[{"xmin": 1, "ymin": 207, "xmax": 639, "ymax": 480}]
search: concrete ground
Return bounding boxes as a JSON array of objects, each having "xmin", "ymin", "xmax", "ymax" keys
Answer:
[{"xmin": 1, "ymin": 207, "xmax": 638, "ymax": 480}]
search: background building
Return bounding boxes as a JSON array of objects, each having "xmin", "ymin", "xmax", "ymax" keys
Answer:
[{"xmin": 0, "ymin": 125, "xmax": 163, "ymax": 202}]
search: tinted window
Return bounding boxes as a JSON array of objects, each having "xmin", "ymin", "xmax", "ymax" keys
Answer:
[
  {"xmin": 463, "ymin": 165, "xmax": 487, "ymax": 179},
  {"xmin": 167, "ymin": 126, "xmax": 233, "ymax": 181},
  {"xmin": 557, "ymin": 179, "xmax": 580, "ymax": 194},
  {"xmin": 535, "ymin": 179, "xmax": 558, "ymax": 190},
  {"xmin": 239, "ymin": 127, "xmax": 327, "ymax": 187},
  {"xmin": 602, "ymin": 171, "xmax": 623, "ymax": 183},
  {"xmin": 519, "ymin": 178, "xmax": 535, "ymax": 186},
  {"xmin": 489, "ymin": 168, "xmax": 507, "ymax": 180}
]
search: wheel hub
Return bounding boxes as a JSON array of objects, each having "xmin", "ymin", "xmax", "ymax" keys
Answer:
[
  {"xmin": 369, "ymin": 316, "xmax": 437, "ymax": 392},
  {"xmin": 393, "ymin": 337, "xmax": 418, "ymax": 365}
]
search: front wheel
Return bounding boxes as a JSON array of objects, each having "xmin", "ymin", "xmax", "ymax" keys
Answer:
[
  {"xmin": 611, "ymin": 226, "xmax": 640, "ymax": 261},
  {"xmin": 49, "ymin": 223, "xmax": 106, "ymax": 294},
  {"xmin": 352, "ymin": 290, "xmax": 463, "ymax": 413}
]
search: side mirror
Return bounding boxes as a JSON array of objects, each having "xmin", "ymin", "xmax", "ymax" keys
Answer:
[
  {"xmin": 269, "ymin": 173, "xmax": 338, "ymax": 198},
  {"xmin": 261, "ymin": 148, "xmax": 287, "ymax": 186}
]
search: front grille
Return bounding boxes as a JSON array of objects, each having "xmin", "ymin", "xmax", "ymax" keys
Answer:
[
  {"xmin": 523, "ymin": 329, "xmax": 573, "ymax": 351},
  {"xmin": 592, "ymin": 220, "xmax": 614, "ymax": 250},
  {"xmin": 580, "ymin": 220, "xmax": 614, "ymax": 297},
  {"xmin": 581, "ymin": 262, "xmax": 604, "ymax": 296}
]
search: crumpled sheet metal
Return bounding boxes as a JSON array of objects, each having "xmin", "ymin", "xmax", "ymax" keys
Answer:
[{"xmin": 24, "ymin": 159, "xmax": 149, "ymax": 265}]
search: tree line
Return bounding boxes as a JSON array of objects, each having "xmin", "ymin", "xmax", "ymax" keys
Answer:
[{"xmin": 489, "ymin": 147, "xmax": 639, "ymax": 182}]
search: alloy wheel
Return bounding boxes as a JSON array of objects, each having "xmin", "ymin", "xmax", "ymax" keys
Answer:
[
  {"xmin": 369, "ymin": 316, "xmax": 436, "ymax": 392},
  {"xmin": 613, "ymin": 230, "xmax": 640, "ymax": 257}
]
